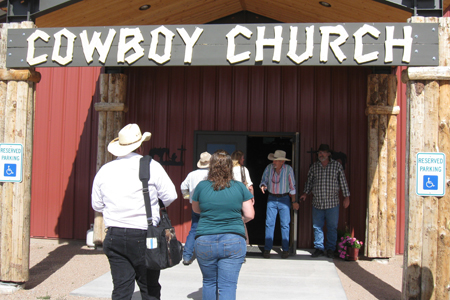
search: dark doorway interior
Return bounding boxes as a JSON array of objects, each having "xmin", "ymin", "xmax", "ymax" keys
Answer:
[{"xmin": 245, "ymin": 136, "xmax": 293, "ymax": 246}]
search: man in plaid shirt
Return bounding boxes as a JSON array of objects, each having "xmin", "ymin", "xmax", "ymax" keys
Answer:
[{"xmin": 300, "ymin": 144, "xmax": 350, "ymax": 258}]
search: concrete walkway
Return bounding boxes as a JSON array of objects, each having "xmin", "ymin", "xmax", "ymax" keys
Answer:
[{"xmin": 70, "ymin": 248, "xmax": 347, "ymax": 300}]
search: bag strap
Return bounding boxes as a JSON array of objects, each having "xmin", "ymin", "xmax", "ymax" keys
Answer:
[
  {"xmin": 240, "ymin": 166, "xmax": 247, "ymax": 185},
  {"xmin": 139, "ymin": 155, "xmax": 154, "ymax": 227}
]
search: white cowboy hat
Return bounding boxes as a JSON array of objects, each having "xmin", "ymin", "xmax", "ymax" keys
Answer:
[
  {"xmin": 197, "ymin": 152, "xmax": 211, "ymax": 168},
  {"xmin": 268, "ymin": 150, "xmax": 291, "ymax": 161},
  {"xmin": 107, "ymin": 124, "xmax": 151, "ymax": 157}
]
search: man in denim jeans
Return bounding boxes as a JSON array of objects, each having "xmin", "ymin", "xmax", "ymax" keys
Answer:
[
  {"xmin": 259, "ymin": 150, "xmax": 297, "ymax": 259},
  {"xmin": 92, "ymin": 124, "xmax": 177, "ymax": 300},
  {"xmin": 180, "ymin": 151, "xmax": 211, "ymax": 265},
  {"xmin": 300, "ymin": 144, "xmax": 350, "ymax": 259}
]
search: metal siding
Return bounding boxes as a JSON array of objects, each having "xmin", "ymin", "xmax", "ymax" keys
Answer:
[
  {"xmin": 396, "ymin": 66, "xmax": 407, "ymax": 254},
  {"xmin": 124, "ymin": 65, "xmax": 370, "ymax": 248},
  {"xmin": 31, "ymin": 67, "xmax": 100, "ymax": 239}
]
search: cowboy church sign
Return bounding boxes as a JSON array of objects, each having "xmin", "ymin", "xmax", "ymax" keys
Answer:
[{"xmin": 6, "ymin": 23, "xmax": 439, "ymax": 68}]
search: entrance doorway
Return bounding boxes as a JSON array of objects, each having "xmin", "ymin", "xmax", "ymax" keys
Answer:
[{"xmin": 194, "ymin": 131, "xmax": 300, "ymax": 250}]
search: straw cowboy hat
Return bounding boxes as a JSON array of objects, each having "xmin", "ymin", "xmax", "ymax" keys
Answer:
[
  {"xmin": 197, "ymin": 152, "xmax": 211, "ymax": 168},
  {"xmin": 108, "ymin": 124, "xmax": 151, "ymax": 157},
  {"xmin": 268, "ymin": 150, "xmax": 291, "ymax": 161}
]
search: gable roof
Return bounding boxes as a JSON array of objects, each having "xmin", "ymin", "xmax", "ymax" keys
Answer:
[{"xmin": 33, "ymin": 0, "xmax": 413, "ymax": 28}]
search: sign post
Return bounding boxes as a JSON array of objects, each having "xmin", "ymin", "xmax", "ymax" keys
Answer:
[
  {"xmin": 0, "ymin": 143, "xmax": 23, "ymax": 183},
  {"xmin": 416, "ymin": 152, "xmax": 446, "ymax": 196}
]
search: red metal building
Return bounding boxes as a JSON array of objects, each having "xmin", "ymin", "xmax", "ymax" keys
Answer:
[{"xmin": 31, "ymin": 64, "xmax": 408, "ymax": 253}]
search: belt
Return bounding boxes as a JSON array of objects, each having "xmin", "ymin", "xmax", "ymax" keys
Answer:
[
  {"xmin": 107, "ymin": 227, "xmax": 146, "ymax": 234},
  {"xmin": 268, "ymin": 192, "xmax": 289, "ymax": 198}
]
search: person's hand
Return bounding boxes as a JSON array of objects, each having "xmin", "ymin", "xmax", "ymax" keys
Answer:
[
  {"xmin": 343, "ymin": 197, "xmax": 350, "ymax": 208},
  {"xmin": 260, "ymin": 185, "xmax": 266, "ymax": 194},
  {"xmin": 292, "ymin": 202, "xmax": 300, "ymax": 211},
  {"xmin": 299, "ymin": 193, "xmax": 308, "ymax": 201}
]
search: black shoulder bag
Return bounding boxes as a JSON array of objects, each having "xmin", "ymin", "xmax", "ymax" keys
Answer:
[{"xmin": 139, "ymin": 155, "xmax": 183, "ymax": 270}]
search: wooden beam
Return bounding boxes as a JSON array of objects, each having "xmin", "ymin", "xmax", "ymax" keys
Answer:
[
  {"xmin": 0, "ymin": 69, "xmax": 41, "ymax": 83},
  {"xmin": 365, "ymin": 105, "xmax": 400, "ymax": 115},
  {"xmin": 0, "ymin": 21, "xmax": 36, "ymax": 284},
  {"xmin": 435, "ymin": 16, "xmax": 450, "ymax": 299},
  {"xmin": 401, "ymin": 66, "xmax": 450, "ymax": 83},
  {"xmin": 94, "ymin": 102, "xmax": 128, "ymax": 112}
]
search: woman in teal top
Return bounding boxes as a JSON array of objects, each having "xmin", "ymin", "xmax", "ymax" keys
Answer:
[{"xmin": 192, "ymin": 150, "xmax": 254, "ymax": 300}]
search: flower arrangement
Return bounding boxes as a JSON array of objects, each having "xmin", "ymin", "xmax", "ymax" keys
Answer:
[{"xmin": 337, "ymin": 235, "xmax": 363, "ymax": 259}]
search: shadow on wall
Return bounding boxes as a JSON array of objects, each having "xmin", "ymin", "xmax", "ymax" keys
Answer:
[{"xmin": 53, "ymin": 73, "xmax": 100, "ymax": 240}]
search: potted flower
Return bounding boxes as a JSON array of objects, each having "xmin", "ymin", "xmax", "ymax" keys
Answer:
[{"xmin": 338, "ymin": 235, "xmax": 363, "ymax": 261}]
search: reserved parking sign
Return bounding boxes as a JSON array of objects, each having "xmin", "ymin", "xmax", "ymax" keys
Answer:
[
  {"xmin": 0, "ymin": 143, "xmax": 23, "ymax": 183},
  {"xmin": 416, "ymin": 152, "xmax": 446, "ymax": 196}
]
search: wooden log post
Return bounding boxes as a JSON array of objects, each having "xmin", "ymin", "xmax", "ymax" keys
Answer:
[
  {"xmin": 92, "ymin": 73, "xmax": 128, "ymax": 246},
  {"xmin": 402, "ymin": 16, "xmax": 450, "ymax": 300},
  {"xmin": 435, "ymin": 16, "xmax": 450, "ymax": 300},
  {"xmin": 365, "ymin": 74, "xmax": 399, "ymax": 258},
  {"xmin": 0, "ymin": 21, "xmax": 40, "ymax": 286}
]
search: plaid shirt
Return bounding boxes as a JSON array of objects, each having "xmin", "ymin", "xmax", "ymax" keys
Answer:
[
  {"xmin": 303, "ymin": 159, "xmax": 350, "ymax": 209},
  {"xmin": 259, "ymin": 163, "xmax": 296, "ymax": 195}
]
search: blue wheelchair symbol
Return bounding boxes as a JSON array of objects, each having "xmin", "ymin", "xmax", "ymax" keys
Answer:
[
  {"xmin": 423, "ymin": 175, "xmax": 438, "ymax": 190},
  {"xmin": 4, "ymin": 164, "xmax": 16, "ymax": 177}
]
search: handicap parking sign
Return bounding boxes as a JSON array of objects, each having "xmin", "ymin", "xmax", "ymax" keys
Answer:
[
  {"xmin": 423, "ymin": 175, "xmax": 438, "ymax": 190},
  {"xmin": 0, "ymin": 143, "xmax": 23, "ymax": 183},
  {"xmin": 4, "ymin": 164, "xmax": 16, "ymax": 177},
  {"xmin": 416, "ymin": 153, "xmax": 446, "ymax": 196}
]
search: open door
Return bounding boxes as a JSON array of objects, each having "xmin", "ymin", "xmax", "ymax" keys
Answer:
[{"xmin": 193, "ymin": 131, "xmax": 300, "ymax": 251}]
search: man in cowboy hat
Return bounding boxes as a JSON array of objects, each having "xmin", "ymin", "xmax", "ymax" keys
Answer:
[
  {"xmin": 300, "ymin": 144, "xmax": 350, "ymax": 259},
  {"xmin": 92, "ymin": 123, "xmax": 177, "ymax": 300},
  {"xmin": 259, "ymin": 150, "xmax": 297, "ymax": 259},
  {"xmin": 180, "ymin": 151, "xmax": 211, "ymax": 265}
]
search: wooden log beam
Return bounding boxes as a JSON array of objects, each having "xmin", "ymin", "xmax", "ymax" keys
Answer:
[
  {"xmin": 0, "ymin": 21, "xmax": 35, "ymax": 284},
  {"xmin": 94, "ymin": 102, "xmax": 128, "ymax": 112},
  {"xmin": 365, "ymin": 105, "xmax": 400, "ymax": 115},
  {"xmin": 401, "ymin": 67, "xmax": 450, "ymax": 83},
  {"xmin": 0, "ymin": 69, "xmax": 41, "ymax": 83},
  {"xmin": 435, "ymin": 16, "xmax": 450, "ymax": 299}
]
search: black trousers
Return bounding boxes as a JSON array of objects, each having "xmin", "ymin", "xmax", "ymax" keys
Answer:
[{"xmin": 103, "ymin": 227, "xmax": 161, "ymax": 300}]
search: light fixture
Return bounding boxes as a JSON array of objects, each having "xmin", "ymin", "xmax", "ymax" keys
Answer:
[
  {"xmin": 139, "ymin": 4, "xmax": 151, "ymax": 10},
  {"xmin": 319, "ymin": 1, "xmax": 331, "ymax": 7}
]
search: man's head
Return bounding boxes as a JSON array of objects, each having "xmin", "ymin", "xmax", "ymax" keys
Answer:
[
  {"xmin": 268, "ymin": 150, "xmax": 290, "ymax": 169},
  {"xmin": 107, "ymin": 124, "xmax": 151, "ymax": 157},
  {"xmin": 197, "ymin": 152, "xmax": 211, "ymax": 169},
  {"xmin": 317, "ymin": 144, "xmax": 332, "ymax": 162}
]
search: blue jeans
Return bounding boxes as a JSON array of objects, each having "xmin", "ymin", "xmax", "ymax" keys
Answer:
[
  {"xmin": 265, "ymin": 194, "xmax": 290, "ymax": 252},
  {"xmin": 312, "ymin": 205, "xmax": 340, "ymax": 251},
  {"xmin": 103, "ymin": 227, "xmax": 161, "ymax": 300},
  {"xmin": 195, "ymin": 234, "xmax": 246, "ymax": 300},
  {"xmin": 183, "ymin": 210, "xmax": 200, "ymax": 261}
]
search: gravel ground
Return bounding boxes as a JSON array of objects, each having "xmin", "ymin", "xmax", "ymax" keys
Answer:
[{"xmin": 0, "ymin": 238, "xmax": 403, "ymax": 300}]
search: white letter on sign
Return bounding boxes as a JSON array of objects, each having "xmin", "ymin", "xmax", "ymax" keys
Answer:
[
  {"xmin": 117, "ymin": 28, "xmax": 145, "ymax": 64},
  {"xmin": 176, "ymin": 27, "xmax": 204, "ymax": 64},
  {"xmin": 255, "ymin": 26, "xmax": 283, "ymax": 62},
  {"xmin": 353, "ymin": 24, "xmax": 380, "ymax": 64},
  {"xmin": 52, "ymin": 28, "xmax": 77, "ymax": 65},
  {"xmin": 385, "ymin": 26, "xmax": 412, "ymax": 63},
  {"xmin": 80, "ymin": 29, "xmax": 116, "ymax": 64},
  {"xmin": 226, "ymin": 25, "xmax": 253, "ymax": 64},
  {"xmin": 287, "ymin": 25, "xmax": 314, "ymax": 64},
  {"xmin": 148, "ymin": 26, "xmax": 175, "ymax": 64},
  {"xmin": 27, "ymin": 29, "xmax": 50, "ymax": 66},
  {"xmin": 320, "ymin": 25, "xmax": 348, "ymax": 63}
]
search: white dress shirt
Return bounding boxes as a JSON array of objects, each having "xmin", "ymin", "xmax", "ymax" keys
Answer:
[
  {"xmin": 92, "ymin": 152, "xmax": 178, "ymax": 229},
  {"xmin": 180, "ymin": 168, "xmax": 209, "ymax": 203}
]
